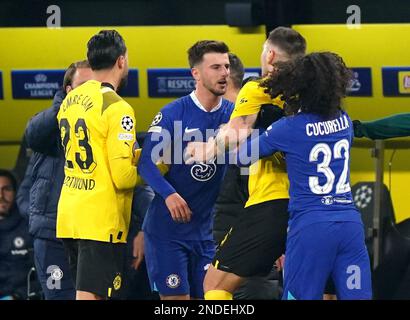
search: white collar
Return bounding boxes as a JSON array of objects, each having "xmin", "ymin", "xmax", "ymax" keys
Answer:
[{"xmin": 190, "ymin": 91, "xmax": 222, "ymax": 113}]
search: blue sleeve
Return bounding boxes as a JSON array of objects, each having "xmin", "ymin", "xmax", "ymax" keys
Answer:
[
  {"xmin": 16, "ymin": 156, "xmax": 34, "ymax": 219},
  {"xmin": 138, "ymin": 108, "xmax": 177, "ymax": 200},
  {"xmin": 25, "ymin": 90, "xmax": 65, "ymax": 156},
  {"xmin": 237, "ymin": 118, "xmax": 288, "ymax": 166}
]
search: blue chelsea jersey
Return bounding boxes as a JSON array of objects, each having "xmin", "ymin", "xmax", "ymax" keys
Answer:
[
  {"xmin": 240, "ymin": 111, "xmax": 363, "ymax": 235},
  {"xmin": 139, "ymin": 92, "xmax": 234, "ymax": 240}
]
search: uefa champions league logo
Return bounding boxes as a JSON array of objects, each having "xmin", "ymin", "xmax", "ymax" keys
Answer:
[
  {"xmin": 150, "ymin": 112, "xmax": 163, "ymax": 127},
  {"xmin": 34, "ymin": 73, "xmax": 47, "ymax": 83},
  {"xmin": 121, "ymin": 116, "xmax": 134, "ymax": 131},
  {"xmin": 354, "ymin": 185, "xmax": 373, "ymax": 209}
]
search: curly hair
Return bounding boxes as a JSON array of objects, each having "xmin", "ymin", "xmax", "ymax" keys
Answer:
[{"xmin": 260, "ymin": 52, "xmax": 352, "ymax": 119}]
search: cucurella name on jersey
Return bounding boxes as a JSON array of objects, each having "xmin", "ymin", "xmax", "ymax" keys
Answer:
[{"xmin": 305, "ymin": 114, "xmax": 350, "ymax": 137}]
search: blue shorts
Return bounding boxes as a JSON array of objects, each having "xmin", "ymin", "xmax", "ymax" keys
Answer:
[
  {"xmin": 283, "ymin": 221, "xmax": 372, "ymax": 300},
  {"xmin": 33, "ymin": 238, "xmax": 75, "ymax": 300},
  {"xmin": 144, "ymin": 232, "xmax": 215, "ymax": 298}
]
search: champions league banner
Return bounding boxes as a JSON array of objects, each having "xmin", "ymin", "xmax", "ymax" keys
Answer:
[
  {"xmin": 11, "ymin": 69, "xmax": 140, "ymax": 99},
  {"xmin": 147, "ymin": 68, "xmax": 262, "ymax": 98},
  {"xmin": 147, "ymin": 68, "xmax": 195, "ymax": 98},
  {"xmin": 12, "ymin": 70, "xmax": 65, "ymax": 99}
]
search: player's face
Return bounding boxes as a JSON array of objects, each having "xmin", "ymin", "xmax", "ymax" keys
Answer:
[
  {"xmin": 196, "ymin": 52, "xmax": 230, "ymax": 96},
  {"xmin": 0, "ymin": 176, "xmax": 15, "ymax": 217},
  {"xmin": 68, "ymin": 68, "xmax": 93, "ymax": 93}
]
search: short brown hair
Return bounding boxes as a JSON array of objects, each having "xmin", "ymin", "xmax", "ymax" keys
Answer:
[
  {"xmin": 267, "ymin": 27, "xmax": 306, "ymax": 58},
  {"xmin": 228, "ymin": 53, "xmax": 244, "ymax": 89},
  {"xmin": 63, "ymin": 60, "xmax": 91, "ymax": 90},
  {"xmin": 187, "ymin": 40, "xmax": 229, "ymax": 68}
]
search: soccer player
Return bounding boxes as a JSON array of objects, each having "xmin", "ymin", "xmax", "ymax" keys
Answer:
[
  {"xmin": 214, "ymin": 53, "xmax": 282, "ymax": 299},
  {"xmin": 186, "ymin": 27, "xmax": 306, "ymax": 300},
  {"xmin": 57, "ymin": 30, "xmax": 144, "ymax": 300},
  {"xmin": 138, "ymin": 40, "xmax": 234, "ymax": 300},
  {"xmin": 237, "ymin": 52, "xmax": 372, "ymax": 300}
]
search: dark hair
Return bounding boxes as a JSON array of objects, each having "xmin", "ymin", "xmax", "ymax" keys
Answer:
[
  {"xmin": 267, "ymin": 27, "xmax": 306, "ymax": 58},
  {"xmin": 87, "ymin": 30, "xmax": 127, "ymax": 71},
  {"xmin": 63, "ymin": 60, "xmax": 90, "ymax": 90},
  {"xmin": 188, "ymin": 40, "xmax": 229, "ymax": 68},
  {"xmin": 260, "ymin": 52, "xmax": 353, "ymax": 119},
  {"xmin": 0, "ymin": 169, "xmax": 17, "ymax": 192},
  {"xmin": 228, "ymin": 53, "xmax": 244, "ymax": 89}
]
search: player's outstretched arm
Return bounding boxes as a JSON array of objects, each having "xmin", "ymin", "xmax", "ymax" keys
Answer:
[
  {"xmin": 237, "ymin": 120, "xmax": 285, "ymax": 167},
  {"xmin": 185, "ymin": 114, "xmax": 257, "ymax": 164},
  {"xmin": 185, "ymin": 80, "xmax": 268, "ymax": 164},
  {"xmin": 354, "ymin": 113, "xmax": 410, "ymax": 140}
]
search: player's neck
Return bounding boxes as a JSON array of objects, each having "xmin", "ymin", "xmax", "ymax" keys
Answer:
[
  {"xmin": 194, "ymin": 87, "xmax": 222, "ymax": 112},
  {"xmin": 223, "ymin": 88, "xmax": 240, "ymax": 104},
  {"xmin": 92, "ymin": 70, "xmax": 120, "ymax": 92}
]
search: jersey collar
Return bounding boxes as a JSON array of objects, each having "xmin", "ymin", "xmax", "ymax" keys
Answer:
[
  {"xmin": 101, "ymin": 82, "xmax": 115, "ymax": 91},
  {"xmin": 190, "ymin": 91, "xmax": 222, "ymax": 113}
]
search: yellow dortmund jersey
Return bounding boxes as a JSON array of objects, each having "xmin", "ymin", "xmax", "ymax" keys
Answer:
[
  {"xmin": 231, "ymin": 80, "xmax": 290, "ymax": 208},
  {"xmin": 57, "ymin": 80, "xmax": 138, "ymax": 243}
]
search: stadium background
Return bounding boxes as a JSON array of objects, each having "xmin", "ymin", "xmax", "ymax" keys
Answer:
[{"xmin": 0, "ymin": 0, "xmax": 409, "ymax": 223}]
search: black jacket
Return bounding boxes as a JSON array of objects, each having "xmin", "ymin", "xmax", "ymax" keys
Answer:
[
  {"xmin": 16, "ymin": 90, "xmax": 66, "ymax": 240},
  {"xmin": 0, "ymin": 207, "xmax": 34, "ymax": 299}
]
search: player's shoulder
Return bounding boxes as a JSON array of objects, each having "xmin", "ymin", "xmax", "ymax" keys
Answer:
[
  {"xmin": 100, "ymin": 84, "xmax": 131, "ymax": 114},
  {"xmin": 160, "ymin": 95, "xmax": 191, "ymax": 116},
  {"xmin": 268, "ymin": 114, "xmax": 296, "ymax": 133},
  {"xmin": 237, "ymin": 77, "xmax": 272, "ymax": 105}
]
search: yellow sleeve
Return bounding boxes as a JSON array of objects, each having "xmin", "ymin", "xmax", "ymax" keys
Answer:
[
  {"xmin": 230, "ymin": 80, "xmax": 273, "ymax": 119},
  {"xmin": 105, "ymin": 101, "xmax": 138, "ymax": 190}
]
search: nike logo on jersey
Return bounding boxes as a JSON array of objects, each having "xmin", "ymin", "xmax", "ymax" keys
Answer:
[{"xmin": 185, "ymin": 127, "xmax": 199, "ymax": 133}]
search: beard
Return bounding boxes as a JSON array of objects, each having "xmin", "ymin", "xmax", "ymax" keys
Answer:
[
  {"xmin": 117, "ymin": 73, "xmax": 128, "ymax": 93},
  {"xmin": 0, "ymin": 201, "xmax": 11, "ymax": 217},
  {"xmin": 204, "ymin": 81, "xmax": 226, "ymax": 97},
  {"xmin": 208, "ymin": 87, "xmax": 225, "ymax": 96}
]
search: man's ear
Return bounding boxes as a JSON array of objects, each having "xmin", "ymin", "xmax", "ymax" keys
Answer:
[
  {"xmin": 118, "ymin": 55, "xmax": 126, "ymax": 69},
  {"xmin": 66, "ymin": 85, "xmax": 72, "ymax": 94},
  {"xmin": 267, "ymin": 48, "xmax": 276, "ymax": 65},
  {"xmin": 191, "ymin": 67, "xmax": 200, "ymax": 82}
]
